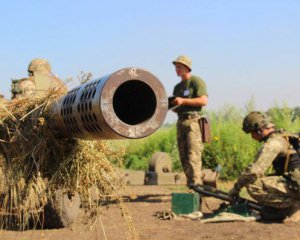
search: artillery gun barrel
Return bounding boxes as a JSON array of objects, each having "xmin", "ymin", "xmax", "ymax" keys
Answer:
[{"xmin": 50, "ymin": 67, "xmax": 168, "ymax": 139}]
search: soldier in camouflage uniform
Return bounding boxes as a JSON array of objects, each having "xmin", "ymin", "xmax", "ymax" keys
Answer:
[
  {"xmin": 16, "ymin": 78, "xmax": 36, "ymax": 99},
  {"xmin": 229, "ymin": 111, "xmax": 300, "ymax": 223},
  {"xmin": 12, "ymin": 58, "xmax": 67, "ymax": 99},
  {"xmin": 171, "ymin": 55, "xmax": 208, "ymax": 187}
]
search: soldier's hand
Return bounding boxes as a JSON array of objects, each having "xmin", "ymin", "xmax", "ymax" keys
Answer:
[
  {"xmin": 173, "ymin": 97, "xmax": 184, "ymax": 106},
  {"xmin": 228, "ymin": 187, "xmax": 240, "ymax": 202}
]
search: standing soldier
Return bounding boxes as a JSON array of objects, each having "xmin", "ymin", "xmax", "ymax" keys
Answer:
[
  {"xmin": 229, "ymin": 111, "xmax": 300, "ymax": 223},
  {"xmin": 171, "ymin": 55, "xmax": 208, "ymax": 187},
  {"xmin": 12, "ymin": 58, "xmax": 67, "ymax": 99}
]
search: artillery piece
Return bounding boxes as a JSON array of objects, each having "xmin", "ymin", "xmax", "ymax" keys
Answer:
[
  {"xmin": 50, "ymin": 67, "xmax": 168, "ymax": 139},
  {"xmin": 0, "ymin": 66, "xmax": 168, "ymax": 229}
]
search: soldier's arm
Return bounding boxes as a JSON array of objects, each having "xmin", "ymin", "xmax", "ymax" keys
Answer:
[
  {"xmin": 172, "ymin": 95, "xmax": 208, "ymax": 107},
  {"xmin": 234, "ymin": 136, "xmax": 288, "ymax": 190}
]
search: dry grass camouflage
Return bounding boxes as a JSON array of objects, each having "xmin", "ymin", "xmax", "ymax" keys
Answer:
[{"xmin": 0, "ymin": 91, "xmax": 137, "ymax": 239}]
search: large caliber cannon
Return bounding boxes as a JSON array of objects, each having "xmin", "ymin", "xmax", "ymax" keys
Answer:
[
  {"xmin": 0, "ymin": 66, "xmax": 168, "ymax": 230},
  {"xmin": 50, "ymin": 67, "xmax": 168, "ymax": 139}
]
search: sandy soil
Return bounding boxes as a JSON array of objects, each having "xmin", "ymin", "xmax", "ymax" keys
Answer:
[{"xmin": 0, "ymin": 185, "xmax": 300, "ymax": 240}]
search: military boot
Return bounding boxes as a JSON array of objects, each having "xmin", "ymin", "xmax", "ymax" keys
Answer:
[{"xmin": 283, "ymin": 201, "xmax": 300, "ymax": 223}]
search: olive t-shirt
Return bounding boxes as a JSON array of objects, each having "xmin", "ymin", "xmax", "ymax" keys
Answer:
[{"xmin": 172, "ymin": 75, "xmax": 207, "ymax": 115}]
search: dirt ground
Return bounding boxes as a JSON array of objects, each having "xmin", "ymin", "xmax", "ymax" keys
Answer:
[{"xmin": 0, "ymin": 185, "xmax": 300, "ymax": 240}]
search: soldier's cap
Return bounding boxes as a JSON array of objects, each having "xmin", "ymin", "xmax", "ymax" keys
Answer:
[
  {"xmin": 242, "ymin": 111, "xmax": 275, "ymax": 133},
  {"xmin": 172, "ymin": 55, "xmax": 192, "ymax": 71}
]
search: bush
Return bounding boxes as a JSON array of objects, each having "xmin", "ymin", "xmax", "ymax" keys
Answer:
[
  {"xmin": 267, "ymin": 103, "xmax": 300, "ymax": 132},
  {"xmin": 204, "ymin": 108, "xmax": 259, "ymax": 179},
  {"xmin": 123, "ymin": 104, "xmax": 300, "ymax": 180}
]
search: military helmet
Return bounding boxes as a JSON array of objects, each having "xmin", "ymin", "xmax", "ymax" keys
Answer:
[
  {"xmin": 172, "ymin": 55, "xmax": 192, "ymax": 71},
  {"xmin": 242, "ymin": 111, "xmax": 274, "ymax": 133},
  {"xmin": 28, "ymin": 58, "xmax": 52, "ymax": 75}
]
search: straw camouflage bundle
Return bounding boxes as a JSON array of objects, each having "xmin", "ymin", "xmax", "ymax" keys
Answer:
[{"xmin": 0, "ymin": 92, "xmax": 136, "ymax": 237}]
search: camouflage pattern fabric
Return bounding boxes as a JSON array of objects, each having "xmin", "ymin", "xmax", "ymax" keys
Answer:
[
  {"xmin": 28, "ymin": 58, "xmax": 67, "ymax": 94},
  {"xmin": 247, "ymin": 175, "xmax": 299, "ymax": 209},
  {"xmin": 33, "ymin": 73, "xmax": 67, "ymax": 95},
  {"xmin": 234, "ymin": 132, "xmax": 300, "ymax": 209},
  {"xmin": 28, "ymin": 58, "xmax": 52, "ymax": 75},
  {"xmin": 13, "ymin": 59, "xmax": 67, "ymax": 100},
  {"xmin": 177, "ymin": 117, "xmax": 203, "ymax": 186},
  {"xmin": 18, "ymin": 78, "xmax": 36, "ymax": 98},
  {"xmin": 16, "ymin": 75, "xmax": 66, "ymax": 99}
]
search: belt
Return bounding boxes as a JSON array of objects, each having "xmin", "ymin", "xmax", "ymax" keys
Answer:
[{"xmin": 178, "ymin": 114, "xmax": 200, "ymax": 120}]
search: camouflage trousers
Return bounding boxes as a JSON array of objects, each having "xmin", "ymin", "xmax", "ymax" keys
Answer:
[
  {"xmin": 177, "ymin": 117, "xmax": 204, "ymax": 186},
  {"xmin": 247, "ymin": 175, "xmax": 300, "ymax": 209}
]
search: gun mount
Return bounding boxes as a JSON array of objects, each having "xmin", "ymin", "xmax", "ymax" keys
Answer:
[{"xmin": 50, "ymin": 67, "xmax": 168, "ymax": 139}]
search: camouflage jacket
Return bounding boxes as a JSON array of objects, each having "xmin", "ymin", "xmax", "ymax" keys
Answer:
[
  {"xmin": 234, "ymin": 131, "xmax": 299, "ymax": 190},
  {"xmin": 12, "ymin": 75, "xmax": 67, "ymax": 100}
]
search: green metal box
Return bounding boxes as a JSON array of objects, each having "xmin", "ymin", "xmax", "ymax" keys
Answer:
[
  {"xmin": 171, "ymin": 192, "xmax": 200, "ymax": 215},
  {"xmin": 227, "ymin": 203, "xmax": 249, "ymax": 217}
]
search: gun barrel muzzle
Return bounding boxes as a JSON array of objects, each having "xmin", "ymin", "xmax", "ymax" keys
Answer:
[{"xmin": 50, "ymin": 67, "xmax": 168, "ymax": 139}]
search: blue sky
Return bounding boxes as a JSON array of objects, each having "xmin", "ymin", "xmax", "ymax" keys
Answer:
[{"xmin": 1, "ymin": 0, "xmax": 299, "ymax": 123}]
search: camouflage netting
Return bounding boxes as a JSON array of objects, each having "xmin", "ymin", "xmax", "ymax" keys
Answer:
[{"xmin": 0, "ymin": 91, "xmax": 137, "ymax": 238}]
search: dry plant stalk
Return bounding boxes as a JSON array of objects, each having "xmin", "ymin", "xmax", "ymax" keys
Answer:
[{"xmin": 0, "ymin": 91, "xmax": 137, "ymax": 239}]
